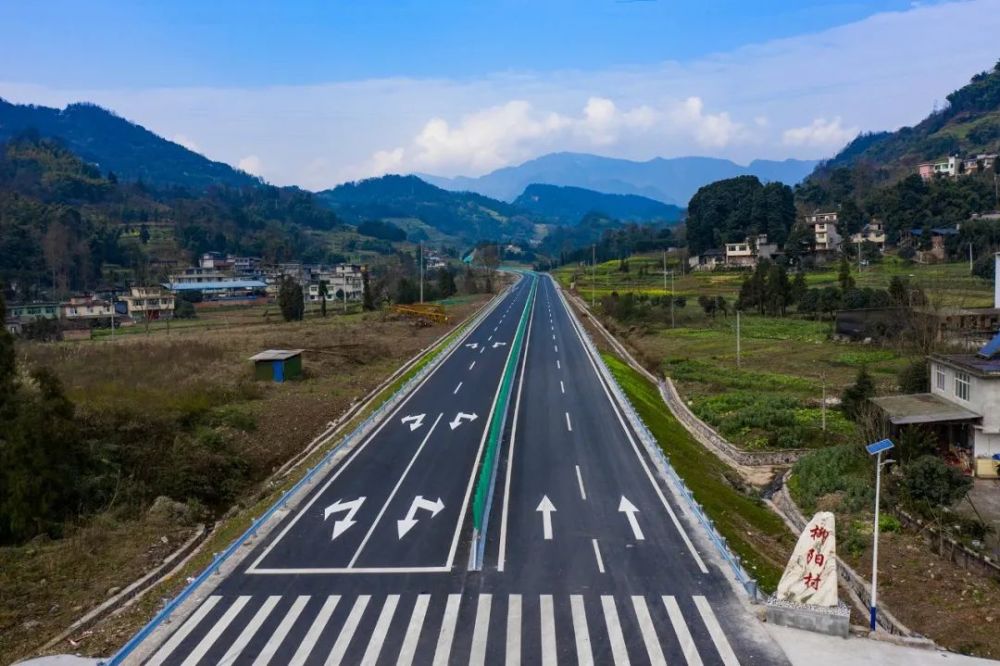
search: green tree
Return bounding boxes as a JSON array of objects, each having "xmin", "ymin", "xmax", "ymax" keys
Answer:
[
  {"xmin": 791, "ymin": 270, "xmax": 808, "ymax": 303},
  {"xmin": 318, "ymin": 280, "xmax": 329, "ymax": 318},
  {"xmin": 903, "ymin": 455, "xmax": 972, "ymax": 509},
  {"xmin": 436, "ymin": 267, "xmax": 457, "ymax": 298},
  {"xmin": 837, "ymin": 256, "xmax": 855, "ymax": 291},
  {"xmin": 278, "ymin": 276, "xmax": 304, "ymax": 322},
  {"xmin": 362, "ymin": 268, "xmax": 376, "ymax": 311},
  {"xmin": 898, "ymin": 358, "xmax": 929, "ymax": 393},
  {"xmin": 841, "ymin": 366, "xmax": 876, "ymax": 421}
]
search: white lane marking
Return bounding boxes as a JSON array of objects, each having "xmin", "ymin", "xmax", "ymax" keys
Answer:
[
  {"xmin": 469, "ymin": 594, "xmax": 492, "ymax": 666},
  {"xmin": 480, "ymin": 346, "xmax": 485, "ymax": 354},
  {"xmin": 591, "ymin": 538, "xmax": 606, "ymax": 573},
  {"xmin": 326, "ymin": 595, "xmax": 371, "ymax": 666},
  {"xmin": 565, "ymin": 411, "xmax": 572, "ymax": 431},
  {"xmin": 555, "ymin": 278, "xmax": 709, "ymax": 573},
  {"xmin": 556, "ymin": 360, "xmax": 561, "ymax": 369},
  {"xmin": 348, "ymin": 414, "xmax": 443, "ymax": 566},
  {"xmin": 432, "ymin": 594, "xmax": 462, "ymax": 666},
  {"xmin": 570, "ymin": 595, "xmax": 594, "ymax": 666},
  {"xmin": 575, "ymin": 465, "xmax": 587, "ymax": 500},
  {"xmin": 694, "ymin": 596, "xmax": 741, "ymax": 666},
  {"xmin": 469, "ymin": 361, "xmax": 476, "ymax": 370},
  {"xmin": 663, "ymin": 596, "xmax": 702, "ymax": 666},
  {"xmin": 453, "ymin": 382, "xmax": 462, "ymax": 394},
  {"xmin": 601, "ymin": 596, "xmax": 631, "ymax": 665},
  {"xmin": 619, "ymin": 496, "xmax": 645, "ymax": 541},
  {"xmin": 540, "ymin": 595, "xmax": 557, "ymax": 666},
  {"xmin": 536, "ymin": 495, "xmax": 556, "ymax": 539},
  {"xmin": 180, "ymin": 595, "xmax": 251, "ymax": 666},
  {"xmin": 290, "ymin": 596, "xmax": 340, "ymax": 665},
  {"xmin": 494, "ymin": 326, "xmax": 498, "ymax": 332},
  {"xmin": 560, "ymin": 380, "xmax": 565, "ymax": 394},
  {"xmin": 552, "ymin": 334, "xmax": 556, "ymax": 340},
  {"xmin": 360, "ymin": 594, "xmax": 400, "ymax": 665},
  {"xmin": 498, "ymin": 278, "xmax": 536, "ymax": 572},
  {"xmin": 146, "ymin": 596, "xmax": 221, "ymax": 666},
  {"xmin": 218, "ymin": 596, "xmax": 281, "ymax": 665},
  {"xmin": 632, "ymin": 596, "xmax": 667, "ymax": 666},
  {"xmin": 396, "ymin": 594, "xmax": 430, "ymax": 666},
  {"xmin": 488, "ymin": 335, "xmax": 493, "ymax": 341},
  {"xmin": 251, "ymin": 596, "xmax": 310, "ymax": 666},
  {"xmin": 554, "ymin": 345, "xmax": 558, "ymax": 353},
  {"xmin": 506, "ymin": 594, "xmax": 521, "ymax": 666}
]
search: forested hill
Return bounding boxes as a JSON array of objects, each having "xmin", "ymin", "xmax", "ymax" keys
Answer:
[
  {"xmin": 513, "ymin": 183, "xmax": 683, "ymax": 226},
  {"xmin": 0, "ymin": 135, "xmax": 340, "ymax": 299},
  {"xmin": 807, "ymin": 61, "xmax": 1000, "ymax": 182},
  {"xmin": 317, "ymin": 174, "xmax": 537, "ymax": 242},
  {"xmin": 0, "ymin": 99, "xmax": 260, "ymax": 190}
]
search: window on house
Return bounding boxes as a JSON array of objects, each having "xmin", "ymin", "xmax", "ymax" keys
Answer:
[
  {"xmin": 936, "ymin": 368, "xmax": 946, "ymax": 390},
  {"xmin": 955, "ymin": 371, "xmax": 970, "ymax": 401}
]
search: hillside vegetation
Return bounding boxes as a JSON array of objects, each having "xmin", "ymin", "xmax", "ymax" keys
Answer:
[{"xmin": 513, "ymin": 183, "xmax": 682, "ymax": 225}]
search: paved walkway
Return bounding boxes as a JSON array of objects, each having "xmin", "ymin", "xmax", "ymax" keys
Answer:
[{"xmin": 766, "ymin": 624, "xmax": 998, "ymax": 665}]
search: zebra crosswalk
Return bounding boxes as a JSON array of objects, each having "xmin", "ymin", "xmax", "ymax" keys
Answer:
[{"xmin": 145, "ymin": 592, "xmax": 741, "ymax": 665}]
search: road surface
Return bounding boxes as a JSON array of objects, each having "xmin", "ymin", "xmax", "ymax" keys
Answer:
[{"xmin": 131, "ymin": 273, "xmax": 789, "ymax": 665}]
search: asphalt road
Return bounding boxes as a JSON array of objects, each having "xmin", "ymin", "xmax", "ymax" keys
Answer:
[{"xmin": 133, "ymin": 273, "xmax": 790, "ymax": 665}]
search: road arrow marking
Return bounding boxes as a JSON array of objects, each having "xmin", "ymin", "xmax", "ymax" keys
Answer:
[
  {"xmin": 396, "ymin": 495, "xmax": 445, "ymax": 539},
  {"xmin": 492, "ymin": 341, "xmax": 507, "ymax": 349},
  {"xmin": 536, "ymin": 495, "xmax": 556, "ymax": 540},
  {"xmin": 465, "ymin": 343, "xmax": 478, "ymax": 350},
  {"xmin": 400, "ymin": 414, "xmax": 426, "ymax": 431},
  {"xmin": 449, "ymin": 412, "xmax": 478, "ymax": 430},
  {"xmin": 323, "ymin": 497, "xmax": 365, "ymax": 540},
  {"xmin": 618, "ymin": 496, "xmax": 645, "ymax": 540}
]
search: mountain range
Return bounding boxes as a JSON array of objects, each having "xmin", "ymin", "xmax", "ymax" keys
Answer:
[
  {"xmin": 420, "ymin": 152, "xmax": 818, "ymax": 205},
  {"xmin": 512, "ymin": 183, "xmax": 682, "ymax": 225}
]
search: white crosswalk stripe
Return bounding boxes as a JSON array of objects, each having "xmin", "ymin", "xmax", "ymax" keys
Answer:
[{"xmin": 146, "ymin": 592, "xmax": 741, "ymax": 665}]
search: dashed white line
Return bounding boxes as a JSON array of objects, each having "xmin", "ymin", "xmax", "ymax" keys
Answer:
[
  {"xmin": 591, "ymin": 539, "xmax": 605, "ymax": 573},
  {"xmin": 469, "ymin": 361, "xmax": 476, "ymax": 370},
  {"xmin": 556, "ymin": 360, "xmax": 561, "ymax": 370},
  {"xmin": 554, "ymin": 345, "xmax": 558, "ymax": 353},
  {"xmin": 453, "ymin": 382, "xmax": 462, "ymax": 395},
  {"xmin": 575, "ymin": 465, "xmax": 587, "ymax": 500},
  {"xmin": 565, "ymin": 412, "xmax": 572, "ymax": 431},
  {"xmin": 560, "ymin": 380, "xmax": 565, "ymax": 394}
]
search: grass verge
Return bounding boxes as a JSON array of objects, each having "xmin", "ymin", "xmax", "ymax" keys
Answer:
[{"xmin": 602, "ymin": 352, "xmax": 794, "ymax": 593}]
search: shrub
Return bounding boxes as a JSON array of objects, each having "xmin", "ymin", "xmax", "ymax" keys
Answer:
[
  {"xmin": 841, "ymin": 367, "xmax": 875, "ymax": 421},
  {"xmin": 791, "ymin": 444, "xmax": 873, "ymax": 513},
  {"xmin": 903, "ymin": 455, "xmax": 972, "ymax": 511}
]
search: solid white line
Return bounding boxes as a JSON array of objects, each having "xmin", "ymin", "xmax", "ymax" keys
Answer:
[
  {"xmin": 575, "ymin": 465, "xmax": 587, "ymax": 500},
  {"xmin": 360, "ymin": 595, "xmax": 400, "ymax": 665},
  {"xmin": 396, "ymin": 594, "xmax": 430, "ymax": 666},
  {"xmin": 663, "ymin": 596, "xmax": 702, "ymax": 666},
  {"xmin": 432, "ymin": 594, "xmax": 462, "ymax": 666},
  {"xmin": 601, "ymin": 596, "xmax": 631, "ymax": 666},
  {"xmin": 570, "ymin": 595, "xmax": 594, "ymax": 666},
  {"xmin": 251, "ymin": 596, "xmax": 309, "ymax": 666},
  {"xmin": 290, "ymin": 596, "xmax": 340, "ymax": 665},
  {"xmin": 565, "ymin": 411, "xmax": 572, "ymax": 431},
  {"xmin": 469, "ymin": 361, "xmax": 476, "ymax": 370},
  {"xmin": 506, "ymin": 594, "xmax": 522, "ymax": 666},
  {"xmin": 454, "ymin": 382, "xmax": 462, "ymax": 394},
  {"xmin": 560, "ymin": 380, "xmax": 565, "ymax": 394},
  {"xmin": 631, "ymin": 596, "xmax": 667, "ymax": 666},
  {"xmin": 591, "ymin": 538, "xmax": 605, "ymax": 573},
  {"xmin": 348, "ymin": 413, "xmax": 443, "ymax": 566},
  {"xmin": 218, "ymin": 596, "xmax": 281, "ymax": 665},
  {"xmin": 180, "ymin": 596, "xmax": 250, "ymax": 666},
  {"xmin": 693, "ymin": 596, "xmax": 740, "ymax": 666},
  {"xmin": 146, "ymin": 596, "xmax": 221, "ymax": 666},
  {"xmin": 326, "ymin": 595, "xmax": 371, "ymax": 666},
  {"xmin": 245, "ymin": 286, "xmax": 508, "ymax": 573},
  {"xmin": 469, "ymin": 594, "xmax": 492, "ymax": 666},
  {"xmin": 553, "ymin": 277, "xmax": 709, "ymax": 573},
  {"xmin": 250, "ymin": 565, "xmax": 451, "ymax": 575},
  {"xmin": 540, "ymin": 595, "xmax": 557, "ymax": 666}
]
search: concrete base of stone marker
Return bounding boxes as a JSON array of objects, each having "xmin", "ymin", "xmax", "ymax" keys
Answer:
[{"xmin": 766, "ymin": 602, "xmax": 850, "ymax": 638}]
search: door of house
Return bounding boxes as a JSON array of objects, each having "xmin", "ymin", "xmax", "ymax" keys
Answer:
[{"xmin": 273, "ymin": 360, "xmax": 284, "ymax": 383}]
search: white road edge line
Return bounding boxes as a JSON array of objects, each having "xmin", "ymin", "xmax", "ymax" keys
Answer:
[
  {"xmin": 591, "ymin": 538, "xmax": 605, "ymax": 573},
  {"xmin": 575, "ymin": 465, "xmax": 587, "ymax": 500},
  {"xmin": 553, "ymin": 275, "xmax": 709, "ymax": 573}
]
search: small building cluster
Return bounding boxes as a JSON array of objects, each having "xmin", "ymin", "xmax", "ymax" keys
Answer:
[
  {"xmin": 918, "ymin": 153, "xmax": 998, "ymax": 181},
  {"xmin": 5, "ymin": 286, "xmax": 176, "ymax": 337}
]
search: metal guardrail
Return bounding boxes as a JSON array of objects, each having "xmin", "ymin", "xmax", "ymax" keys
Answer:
[
  {"xmin": 552, "ymin": 278, "xmax": 760, "ymax": 600},
  {"xmin": 101, "ymin": 287, "xmax": 512, "ymax": 666}
]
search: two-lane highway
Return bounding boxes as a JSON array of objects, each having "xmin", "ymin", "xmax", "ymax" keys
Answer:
[{"xmin": 128, "ymin": 271, "xmax": 791, "ymax": 665}]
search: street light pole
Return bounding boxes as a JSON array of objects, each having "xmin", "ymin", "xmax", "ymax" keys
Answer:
[{"xmin": 865, "ymin": 438, "xmax": 895, "ymax": 632}]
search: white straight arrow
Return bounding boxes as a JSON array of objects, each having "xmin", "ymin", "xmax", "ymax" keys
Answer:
[
  {"xmin": 536, "ymin": 495, "xmax": 556, "ymax": 540},
  {"xmin": 400, "ymin": 413, "xmax": 426, "ymax": 431},
  {"xmin": 397, "ymin": 495, "xmax": 445, "ymax": 539},
  {"xmin": 449, "ymin": 412, "xmax": 478, "ymax": 430},
  {"xmin": 618, "ymin": 496, "xmax": 645, "ymax": 540},
  {"xmin": 492, "ymin": 341, "xmax": 507, "ymax": 349},
  {"xmin": 465, "ymin": 343, "xmax": 479, "ymax": 350},
  {"xmin": 323, "ymin": 497, "xmax": 365, "ymax": 540}
]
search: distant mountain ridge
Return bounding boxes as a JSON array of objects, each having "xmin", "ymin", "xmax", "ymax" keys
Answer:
[
  {"xmin": 420, "ymin": 152, "xmax": 819, "ymax": 205},
  {"xmin": 513, "ymin": 183, "xmax": 683, "ymax": 225},
  {"xmin": 0, "ymin": 99, "xmax": 260, "ymax": 190}
]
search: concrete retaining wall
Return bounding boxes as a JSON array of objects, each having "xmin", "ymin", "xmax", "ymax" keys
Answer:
[{"xmin": 896, "ymin": 509, "xmax": 1000, "ymax": 581}]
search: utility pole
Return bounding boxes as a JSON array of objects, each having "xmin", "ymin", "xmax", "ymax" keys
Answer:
[
  {"xmin": 821, "ymin": 373, "xmax": 827, "ymax": 432},
  {"xmin": 736, "ymin": 310, "xmax": 741, "ymax": 368},
  {"xmin": 591, "ymin": 244, "xmax": 596, "ymax": 308},
  {"xmin": 671, "ymin": 270, "xmax": 676, "ymax": 329},
  {"xmin": 419, "ymin": 242, "xmax": 424, "ymax": 304},
  {"xmin": 969, "ymin": 242, "xmax": 974, "ymax": 274}
]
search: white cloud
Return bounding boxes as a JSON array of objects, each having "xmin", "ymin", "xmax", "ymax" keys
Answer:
[
  {"xmin": 782, "ymin": 117, "xmax": 859, "ymax": 148},
  {"xmin": 1, "ymin": 0, "xmax": 998, "ymax": 189},
  {"xmin": 237, "ymin": 155, "xmax": 262, "ymax": 176},
  {"xmin": 172, "ymin": 133, "xmax": 201, "ymax": 154}
]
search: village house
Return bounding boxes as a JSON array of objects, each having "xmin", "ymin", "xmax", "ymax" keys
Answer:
[
  {"xmin": 60, "ymin": 296, "xmax": 114, "ymax": 321},
  {"xmin": 849, "ymin": 219, "xmax": 887, "ymax": 251},
  {"xmin": 805, "ymin": 211, "xmax": 842, "ymax": 255},
  {"xmin": 908, "ymin": 225, "xmax": 959, "ymax": 263},
  {"xmin": 919, "ymin": 154, "xmax": 998, "ymax": 181},
  {"xmin": 7, "ymin": 301, "xmax": 60, "ymax": 321},
  {"xmin": 306, "ymin": 264, "xmax": 365, "ymax": 303},
  {"xmin": 120, "ymin": 287, "xmax": 175, "ymax": 321},
  {"xmin": 723, "ymin": 234, "xmax": 780, "ymax": 268},
  {"xmin": 687, "ymin": 249, "xmax": 725, "ymax": 272}
]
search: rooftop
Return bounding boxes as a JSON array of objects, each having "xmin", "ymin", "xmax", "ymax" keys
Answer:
[
  {"xmin": 871, "ymin": 393, "xmax": 981, "ymax": 425},
  {"xmin": 249, "ymin": 349, "xmax": 305, "ymax": 362},
  {"xmin": 932, "ymin": 353, "xmax": 1000, "ymax": 377},
  {"xmin": 164, "ymin": 280, "xmax": 267, "ymax": 291}
]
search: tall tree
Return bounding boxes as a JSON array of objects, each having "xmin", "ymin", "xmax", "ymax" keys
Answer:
[
  {"xmin": 278, "ymin": 276, "xmax": 304, "ymax": 322},
  {"xmin": 318, "ymin": 280, "xmax": 329, "ymax": 318}
]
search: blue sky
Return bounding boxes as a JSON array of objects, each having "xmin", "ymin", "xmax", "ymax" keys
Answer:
[{"xmin": 2, "ymin": 1, "xmax": 999, "ymax": 189}]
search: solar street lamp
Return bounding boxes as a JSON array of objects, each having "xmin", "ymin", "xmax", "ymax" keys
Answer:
[{"xmin": 865, "ymin": 438, "xmax": 895, "ymax": 631}]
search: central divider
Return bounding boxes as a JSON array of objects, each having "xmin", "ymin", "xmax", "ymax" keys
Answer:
[{"xmin": 470, "ymin": 271, "xmax": 536, "ymax": 569}]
